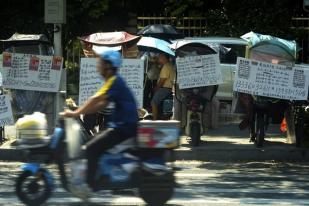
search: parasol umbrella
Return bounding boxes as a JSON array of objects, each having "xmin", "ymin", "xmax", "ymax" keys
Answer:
[
  {"xmin": 137, "ymin": 36, "xmax": 175, "ymax": 56},
  {"xmin": 137, "ymin": 24, "xmax": 184, "ymax": 41},
  {"xmin": 171, "ymin": 39, "xmax": 218, "ymax": 57},
  {"xmin": 0, "ymin": 33, "xmax": 51, "ymax": 49},
  {"xmin": 79, "ymin": 31, "xmax": 140, "ymax": 46},
  {"xmin": 79, "ymin": 31, "xmax": 140, "ymax": 57}
]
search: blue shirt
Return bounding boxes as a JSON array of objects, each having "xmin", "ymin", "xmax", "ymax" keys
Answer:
[{"xmin": 95, "ymin": 75, "xmax": 138, "ymax": 129}]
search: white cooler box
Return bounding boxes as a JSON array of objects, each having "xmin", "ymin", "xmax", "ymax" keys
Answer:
[
  {"xmin": 138, "ymin": 120, "xmax": 180, "ymax": 149},
  {"xmin": 15, "ymin": 112, "xmax": 49, "ymax": 145}
]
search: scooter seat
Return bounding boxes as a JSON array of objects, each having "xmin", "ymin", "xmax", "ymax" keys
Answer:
[{"xmin": 107, "ymin": 138, "xmax": 135, "ymax": 154}]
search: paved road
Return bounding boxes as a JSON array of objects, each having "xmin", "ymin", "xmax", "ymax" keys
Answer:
[{"xmin": 1, "ymin": 161, "xmax": 309, "ymax": 205}]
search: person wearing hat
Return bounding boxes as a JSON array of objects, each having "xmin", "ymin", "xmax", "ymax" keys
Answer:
[{"xmin": 61, "ymin": 49, "xmax": 138, "ymax": 190}]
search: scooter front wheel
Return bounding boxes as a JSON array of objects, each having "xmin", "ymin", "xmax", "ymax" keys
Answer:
[
  {"xmin": 138, "ymin": 169, "xmax": 175, "ymax": 206},
  {"xmin": 16, "ymin": 170, "xmax": 52, "ymax": 206}
]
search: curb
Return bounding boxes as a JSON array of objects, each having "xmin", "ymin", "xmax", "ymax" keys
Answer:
[
  {"xmin": 174, "ymin": 147, "xmax": 309, "ymax": 162},
  {"xmin": 1, "ymin": 146, "xmax": 308, "ymax": 162}
]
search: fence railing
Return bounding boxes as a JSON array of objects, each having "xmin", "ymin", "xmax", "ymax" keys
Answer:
[{"xmin": 137, "ymin": 16, "xmax": 207, "ymax": 37}]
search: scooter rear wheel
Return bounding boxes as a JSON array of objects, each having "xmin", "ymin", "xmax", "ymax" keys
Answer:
[
  {"xmin": 16, "ymin": 170, "xmax": 52, "ymax": 206},
  {"xmin": 138, "ymin": 169, "xmax": 175, "ymax": 206}
]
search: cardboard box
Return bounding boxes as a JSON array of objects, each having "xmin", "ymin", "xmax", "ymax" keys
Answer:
[{"xmin": 138, "ymin": 120, "xmax": 180, "ymax": 149}]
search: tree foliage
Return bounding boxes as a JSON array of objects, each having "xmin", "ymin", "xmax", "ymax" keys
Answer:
[
  {"xmin": 0, "ymin": 0, "xmax": 306, "ymax": 48},
  {"xmin": 223, "ymin": 0, "xmax": 296, "ymax": 38},
  {"xmin": 164, "ymin": 0, "xmax": 304, "ymax": 39},
  {"xmin": 0, "ymin": 0, "xmax": 46, "ymax": 39}
]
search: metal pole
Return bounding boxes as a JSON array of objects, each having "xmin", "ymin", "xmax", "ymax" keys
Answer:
[
  {"xmin": 53, "ymin": 23, "xmax": 65, "ymax": 130},
  {"xmin": 54, "ymin": 24, "xmax": 62, "ymax": 56}
]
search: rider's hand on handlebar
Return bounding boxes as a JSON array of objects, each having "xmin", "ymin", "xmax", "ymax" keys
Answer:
[
  {"xmin": 65, "ymin": 98, "xmax": 78, "ymax": 110},
  {"xmin": 59, "ymin": 109, "xmax": 79, "ymax": 118}
]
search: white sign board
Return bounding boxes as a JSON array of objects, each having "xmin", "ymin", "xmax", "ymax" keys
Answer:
[
  {"xmin": 79, "ymin": 58, "xmax": 103, "ymax": 105},
  {"xmin": 176, "ymin": 54, "xmax": 223, "ymax": 89},
  {"xmin": 44, "ymin": 0, "xmax": 66, "ymax": 24},
  {"xmin": 233, "ymin": 57, "xmax": 309, "ymax": 100},
  {"xmin": 79, "ymin": 58, "xmax": 144, "ymax": 108},
  {"xmin": 1, "ymin": 52, "xmax": 63, "ymax": 92},
  {"xmin": 118, "ymin": 59, "xmax": 144, "ymax": 109},
  {"xmin": 0, "ymin": 95, "xmax": 14, "ymax": 126}
]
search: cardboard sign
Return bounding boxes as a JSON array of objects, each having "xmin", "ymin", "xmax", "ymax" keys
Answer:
[
  {"xmin": 79, "ymin": 58, "xmax": 103, "ymax": 105},
  {"xmin": 1, "ymin": 52, "xmax": 63, "ymax": 92},
  {"xmin": 79, "ymin": 58, "xmax": 144, "ymax": 108},
  {"xmin": 0, "ymin": 95, "xmax": 14, "ymax": 126},
  {"xmin": 233, "ymin": 57, "xmax": 309, "ymax": 100},
  {"xmin": 118, "ymin": 59, "xmax": 144, "ymax": 109},
  {"xmin": 176, "ymin": 54, "xmax": 223, "ymax": 89}
]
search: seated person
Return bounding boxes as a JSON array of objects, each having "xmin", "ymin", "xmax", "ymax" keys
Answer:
[{"xmin": 151, "ymin": 53, "xmax": 175, "ymax": 120}]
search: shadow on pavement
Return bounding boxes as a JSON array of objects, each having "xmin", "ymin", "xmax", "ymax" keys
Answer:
[{"xmin": 176, "ymin": 161, "xmax": 309, "ymax": 201}]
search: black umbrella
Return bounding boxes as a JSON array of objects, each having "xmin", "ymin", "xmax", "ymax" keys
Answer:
[{"xmin": 137, "ymin": 24, "xmax": 184, "ymax": 41}]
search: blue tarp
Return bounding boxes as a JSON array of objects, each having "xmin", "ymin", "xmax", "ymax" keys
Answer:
[{"xmin": 241, "ymin": 31, "xmax": 298, "ymax": 60}]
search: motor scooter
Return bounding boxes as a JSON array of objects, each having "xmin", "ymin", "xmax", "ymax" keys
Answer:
[
  {"xmin": 15, "ymin": 116, "xmax": 179, "ymax": 206},
  {"xmin": 181, "ymin": 86, "xmax": 217, "ymax": 146},
  {"xmin": 171, "ymin": 40, "xmax": 219, "ymax": 147},
  {"xmin": 239, "ymin": 32, "xmax": 298, "ymax": 147}
]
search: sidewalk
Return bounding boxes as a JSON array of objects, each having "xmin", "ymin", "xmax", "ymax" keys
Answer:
[
  {"xmin": 0, "ymin": 124, "xmax": 308, "ymax": 162},
  {"xmin": 176, "ymin": 124, "xmax": 309, "ymax": 161}
]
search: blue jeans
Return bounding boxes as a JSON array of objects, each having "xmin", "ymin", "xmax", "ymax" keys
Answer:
[{"xmin": 151, "ymin": 87, "xmax": 172, "ymax": 106}]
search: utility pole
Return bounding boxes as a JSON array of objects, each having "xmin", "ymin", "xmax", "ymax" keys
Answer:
[
  {"xmin": 54, "ymin": 24, "xmax": 62, "ymax": 56},
  {"xmin": 304, "ymin": 0, "xmax": 309, "ymax": 63},
  {"xmin": 54, "ymin": 23, "xmax": 66, "ymax": 128},
  {"xmin": 45, "ymin": 0, "xmax": 66, "ymax": 131}
]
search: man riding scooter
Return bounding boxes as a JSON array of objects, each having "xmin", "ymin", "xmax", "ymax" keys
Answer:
[
  {"xmin": 61, "ymin": 49, "xmax": 138, "ymax": 191},
  {"xmin": 151, "ymin": 52, "xmax": 176, "ymax": 120}
]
